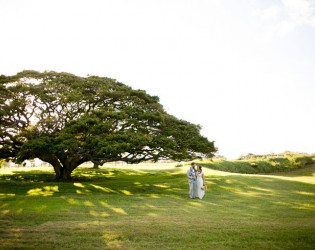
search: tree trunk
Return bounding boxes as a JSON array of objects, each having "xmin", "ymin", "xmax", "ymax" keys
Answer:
[
  {"xmin": 39, "ymin": 155, "xmax": 87, "ymax": 181},
  {"xmin": 38, "ymin": 154, "xmax": 69, "ymax": 180},
  {"xmin": 54, "ymin": 166, "xmax": 62, "ymax": 179},
  {"xmin": 92, "ymin": 161, "xmax": 101, "ymax": 169},
  {"xmin": 58, "ymin": 156, "xmax": 87, "ymax": 180},
  {"xmin": 59, "ymin": 167, "xmax": 72, "ymax": 180},
  {"xmin": 59, "ymin": 160, "xmax": 76, "ymax": 181}
]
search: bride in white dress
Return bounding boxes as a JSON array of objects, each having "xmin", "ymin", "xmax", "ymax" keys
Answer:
[{"xmin": 196, "ymin": 165, "xmax": 206, "ymax": 199}]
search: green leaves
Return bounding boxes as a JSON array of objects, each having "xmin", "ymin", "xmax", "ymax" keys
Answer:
[{"xmin": 0, "ymin": 70, "xmax": 216, "ymax": 179}]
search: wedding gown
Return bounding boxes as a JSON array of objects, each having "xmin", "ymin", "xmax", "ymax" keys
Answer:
[{"xmin": 196, "ymin": 171, "xmax": 205, "ymax": 199}]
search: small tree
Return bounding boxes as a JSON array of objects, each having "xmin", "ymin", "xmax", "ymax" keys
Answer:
[{"xmin": 0, "ymin": 71, "xmax": 216, "ymax": 180}]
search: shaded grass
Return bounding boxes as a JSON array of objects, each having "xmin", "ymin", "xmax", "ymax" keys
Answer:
[{"xmin": 0, "ymin": 166, "xmax": 315, "ymax": 249}]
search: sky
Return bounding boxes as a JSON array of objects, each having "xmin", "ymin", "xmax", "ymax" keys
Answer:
[{"xmin": 0, "ymin": 0, "xmax": 314, "ymax": 159}]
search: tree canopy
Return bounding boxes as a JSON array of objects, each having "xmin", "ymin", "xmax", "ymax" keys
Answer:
[{"xmin": 0, "ymin": 71, "xmax": 216, "ymax": 179}]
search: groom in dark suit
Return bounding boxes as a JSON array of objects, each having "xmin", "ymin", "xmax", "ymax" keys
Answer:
[{"xmin": 187, "ymin": 162, "xmax": 197, "ymax": 198}]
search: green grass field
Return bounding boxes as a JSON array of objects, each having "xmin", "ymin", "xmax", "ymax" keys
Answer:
[{"xmin": 1, "ymin": 163, "xmax": 315, "ymax": 249}]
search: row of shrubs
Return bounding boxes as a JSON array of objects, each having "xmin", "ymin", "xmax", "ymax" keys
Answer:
[{"xmin": 198, "ymin": 153, "xmax": 315, "ymax": 174}]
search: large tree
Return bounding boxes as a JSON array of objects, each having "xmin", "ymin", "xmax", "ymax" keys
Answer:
[{"xmin": 0, "ymin": 71, "xmax": 216, "ymax": 180}]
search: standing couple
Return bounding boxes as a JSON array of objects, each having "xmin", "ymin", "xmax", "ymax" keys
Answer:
[{"xmin": 187, "ymin": 162, "xmax": 206, "ymax": 199}]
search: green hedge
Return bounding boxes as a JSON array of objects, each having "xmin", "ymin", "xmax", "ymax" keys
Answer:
[{"xmin": 199, "ymin": 155, "xmax": 314, "ymax": 174}]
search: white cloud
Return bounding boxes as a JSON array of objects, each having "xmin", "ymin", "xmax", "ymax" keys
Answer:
[
  {"xmin": 252, "ymin": 5, "xmax": 279, "ymax": 21},
  {"xmin": 253, "ymin": 0, "xmax": 315, "ymax": 41}
]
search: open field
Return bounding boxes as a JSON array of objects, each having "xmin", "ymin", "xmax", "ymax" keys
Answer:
[{"xmin": 1, "ymin": 164, "xmax": 315, "ymax": 249}]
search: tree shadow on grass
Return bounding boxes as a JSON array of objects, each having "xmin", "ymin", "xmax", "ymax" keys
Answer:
[
  {"xmin": 1, "ymin": 167, "xmax": 315, "ymax": 249},
  {"xmin": 0, "ymin": 168, "xmax": 187, "ymax": 217}
]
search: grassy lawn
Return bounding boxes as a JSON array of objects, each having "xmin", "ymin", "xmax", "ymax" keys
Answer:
[{"xmin": 0, "ymin": 164, "xmax": 315, "ymax": 249}]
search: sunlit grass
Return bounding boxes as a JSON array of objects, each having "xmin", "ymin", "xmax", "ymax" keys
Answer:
[
  {"xmin": 27, "ymin": 186, "xmax": 59, "ymax": 196},
  {"xmin": 0, "ymin": 164, "xmax": 315, "ymax": 249},
  {"xmin": 199, "ymin": 156, "xmax": 314, "ymax": 174}
]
